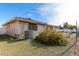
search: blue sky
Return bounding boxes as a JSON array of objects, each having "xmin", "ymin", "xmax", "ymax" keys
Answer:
[
  {"xmin": 0, "ymin": 3, "xmax": 59, "ymax": 26},
  {"xmin": 0, "ymin": 3, "xmax": 42, "ymax": 25},
  {"xmin": 0, "ymin": 3, "xmax": 78, "ymax": 26}
]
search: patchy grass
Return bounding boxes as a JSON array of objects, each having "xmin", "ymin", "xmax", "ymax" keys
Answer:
[{"xmin": 0, "ymin": 34, "xmax": 75, "ymax": 56}]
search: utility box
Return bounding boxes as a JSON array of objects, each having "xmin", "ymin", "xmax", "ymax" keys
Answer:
[{"xmin": 24, "ymin": 30, "xmax": 33, "ymax": 39}]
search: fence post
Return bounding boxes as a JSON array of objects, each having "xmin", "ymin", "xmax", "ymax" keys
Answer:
[{"xmin": 74, "ymin": 21, "xmax": 78, "ymax": 56}]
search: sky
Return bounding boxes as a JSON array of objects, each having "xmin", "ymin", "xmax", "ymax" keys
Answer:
[
  {"xmin": 0, "ymin": 3, "xmax": 79, "ymax": 26},
  {"xmin": 0, "ymin": 3, "xmax": 45, "ymax": 25}
]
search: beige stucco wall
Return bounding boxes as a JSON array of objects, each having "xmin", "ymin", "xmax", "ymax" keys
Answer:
[
  {"xmin": 4, "ymin": 21, "xmax": 19, "ymax": 37},
  {"xmin": 33, "ymin": 24, "xmax": 47, "ymax": 38},
  {"xmin": 4, "ymin": 20, "xmax": 47, "ymax": 39},
  {"xmin": 18, "ymin": 21, "xmax": 47, "ymax": 39},
  {"xmin": 17, "ymin": 21, "xmax": 28, "ymax": 39}
]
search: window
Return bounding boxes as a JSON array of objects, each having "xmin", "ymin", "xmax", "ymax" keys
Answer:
[{"xmin": 29, "ymin": 23, "xmax": 37, "ymax": 31}]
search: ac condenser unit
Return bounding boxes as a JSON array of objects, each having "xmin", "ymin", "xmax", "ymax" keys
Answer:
[{"xmin": 24, "ymin": 30, "xmax": 33, "ymax": 39}]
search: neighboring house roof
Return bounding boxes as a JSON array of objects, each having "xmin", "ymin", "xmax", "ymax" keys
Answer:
[
  {"xmin": 2, "ymin": 17, "xmax": 48, "ymax": 26},
  {"xmin": 53, "ymin": 25, "xmax": 59, "ymax": 29},
  {"xmin": 48, "ymin": 25, "xmax": 59, "ymax": 28}
]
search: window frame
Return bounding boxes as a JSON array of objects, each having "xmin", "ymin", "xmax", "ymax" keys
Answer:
[{"xmin": 28, "ymin": 23, "xmax": 37, "ymax": 31}]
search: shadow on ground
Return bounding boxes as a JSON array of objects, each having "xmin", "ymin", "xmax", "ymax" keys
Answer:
[
  {"xmin": 30, "ymin": 39, "xmax": 52, "ymax": 49},
  {"xmin": 0, "ymin": 35, "xmax": 26, "ymax": 43},
  {"xmin": 0, "ymin": 35, "xmax": 10, "ymax": 42}
]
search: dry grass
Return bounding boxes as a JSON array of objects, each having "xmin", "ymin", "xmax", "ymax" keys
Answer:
[{"xmin": 0, "ymin": 34, "xmax": 75, "ymax": 56}]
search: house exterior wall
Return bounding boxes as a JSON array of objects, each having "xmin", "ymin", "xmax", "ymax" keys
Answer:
[
  {"xmin": 4, "ymin": 18, "xmax": 55, "ymax": 39},
  {"xmin": 4, "ymin": 20, "xmax": 47, "ymax": 39},
  {"xmin": 17, "ymin": 21, "xmax": 29, "ymax": 39},
  {"xmin": 17, "ymin": 21, "xmax": 47, "ymax": 39},
  {"xmin": 33, "ymin": 24, "xmax": 47, "ymax": 38},
  {"xmin": 4, "ymin": 21, "xmax": 19, "ymax": 37}
]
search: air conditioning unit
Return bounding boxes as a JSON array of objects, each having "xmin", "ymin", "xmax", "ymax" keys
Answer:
[{"xmin": 24, "ymin": 30, "xmax": 33, "ymax": 39}]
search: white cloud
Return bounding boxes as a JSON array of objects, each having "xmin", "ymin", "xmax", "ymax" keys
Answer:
[
  {"xmin": 37, "ymin": 2, "xmax": 79, "ymax": 26},
  {"xmin": 56, "ymin": 3, "xmax": 79, "ymax": 25},
  {"xmin": 37, "ymin": 4, "xmax": 59, "ymax": 25}
]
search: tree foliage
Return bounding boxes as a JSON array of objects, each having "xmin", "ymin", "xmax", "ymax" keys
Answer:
[
  {"xmin": 63, "ymin": 22, "xmax": 76, "ymax": 30},
  {"xmin": 59, "ymin": 25, "xmax": 63, "ymax": 29}
]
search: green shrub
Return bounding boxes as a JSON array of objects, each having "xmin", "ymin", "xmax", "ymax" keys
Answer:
[{"xmin": 34, "ymin": 30, "xmax": 68, "ymax": 46}]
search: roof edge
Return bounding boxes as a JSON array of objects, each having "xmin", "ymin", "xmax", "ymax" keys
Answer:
[{"xmin": 2, "ymin": 17, "xmax": 48, "ymax": 26}]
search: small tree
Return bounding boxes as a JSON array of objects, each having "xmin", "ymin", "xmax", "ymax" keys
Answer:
[
  {"xmin": 63, "ymin": 22, "xmax": 76, "ymax": 31},
  {"xmin": 63, "ymin": 22, "xmax": 69, "ymax": 29},
  {"xmin": 69, "ymin": 25, "xmax": 76, "ymax": 32},
  {"xmin": 59, "ymin": 25, "xmax": 63, "ymax": 29}
]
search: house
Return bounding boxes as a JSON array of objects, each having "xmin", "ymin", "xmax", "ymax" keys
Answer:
[
  {"xmin": 0, "ymin": 26, "xmax": 6, "ymax": 35},
  {"xmin": 3, "ymin": 17, "xmax": 56, "ymax": 39}
]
